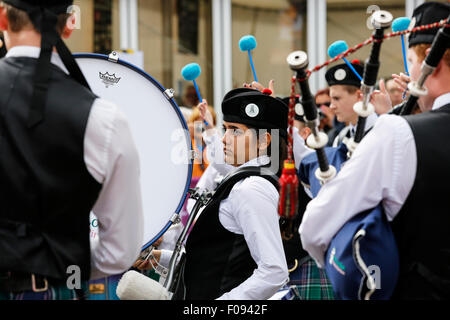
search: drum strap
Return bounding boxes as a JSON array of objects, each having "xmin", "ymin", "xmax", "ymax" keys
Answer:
[
  {"xmin": 211, "ymin": 166, "xmax": 279, "ymax": 202},
  {"xmin": 20, "ymin": 5, "xmax": 91, "ymax": 128}
]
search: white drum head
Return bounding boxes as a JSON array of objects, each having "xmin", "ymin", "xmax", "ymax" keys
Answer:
[{"xmin": 76, "ymin": 54, "xmax": 192, "ymax": 249}]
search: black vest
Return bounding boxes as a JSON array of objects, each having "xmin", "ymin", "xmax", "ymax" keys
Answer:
[
  {"xmin": 181, "ymin": 167, "xmax": 279, "ymax": 300},
  {"xmin": 391, "ymin": 104, "xmax": 450, "ymax": 299},
  {"xmin": 0, "ymin": 57, "xmax": 102, "ymax": 281}
]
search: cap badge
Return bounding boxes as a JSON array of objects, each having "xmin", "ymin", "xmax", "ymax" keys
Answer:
[
  {"xmin": 245, "ymin": 103, "xmax": 259, "ymax": 118},
  {"xmin": 295, "ymin": 103, "xmax": 304, "ymax": 116},
  {"xmin": 334, "ymin": 68, "xmax": 347, "ymax": 81}
]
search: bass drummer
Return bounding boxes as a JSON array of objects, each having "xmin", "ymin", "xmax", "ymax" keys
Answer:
[
  {"xmin": 136, "ymin": 88, "xmax": 289, "ymax": 300},
  {"xmin": 0, "ymin": 0, "xmax": 143, "ymax": 300}
]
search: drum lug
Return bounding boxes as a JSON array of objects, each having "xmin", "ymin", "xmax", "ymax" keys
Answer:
[
  {"xmin": 189, "ymin": 150, "xmax": 197, "ymax": 161},
  {"xmin": 108, "ymin": 51, "xmax": 119, "ymax": 63},
  {"xmin": 164, "ymin": 88, "xmax": 175, "ymax": 100},
  {"xmin": 170, "ymin": 213, "xmax": 181, "ymax": 225}
]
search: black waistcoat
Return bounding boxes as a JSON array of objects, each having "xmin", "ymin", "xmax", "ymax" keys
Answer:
[
  {"xmin": 391, "ymin": 103, "xmax": 450, "ymax": 299},
  {"xmin": 0, "ymin": 57, "xmax": 102, "ymax": 281},
  {"xmin": 181, "ymin": 167, "xmax": 279, "ymax": 300}
]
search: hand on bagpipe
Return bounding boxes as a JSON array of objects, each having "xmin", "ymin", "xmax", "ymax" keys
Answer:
[
  {"xmin": 288, "ymin": 10, "xmax": 396, "ymax": 300},
  {"xmin": 286, "ymin": 10, "xmax": 450, "ymax": 300},
  {"xmin": 238, "ymin": 11, "xmax": 450, "ymax": 244},
  {"xmin": 280, "ymin": 10, "xmax": 450, "ymax": 199}
]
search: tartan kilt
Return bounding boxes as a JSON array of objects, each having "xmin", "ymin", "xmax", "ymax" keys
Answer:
[
  {"xmin": 0, "ymin": 281, "xmax": 89, "ymax": 300},
  {"xmin": 281, "ymin": 256, "xmax": 335, "ymax": 300},
  {"xmin": 87, "ymin": 270, "xmax": 161, "ymax": 300}
]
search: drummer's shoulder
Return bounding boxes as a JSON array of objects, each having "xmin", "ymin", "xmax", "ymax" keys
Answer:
[
  {"xmin": 86, "ymin": 98, "xmax": 136, "ymax": 157},
  {"xmin": 90, "ymin": 98, "xmax": 131, "ymax": 129},
  {"xmin": 366, "ymin": 113, "xmax": 412, "ymax": 143},
  {"xmin": 232, "ymin": 175, "xmax": 279, "ymax": 203}
]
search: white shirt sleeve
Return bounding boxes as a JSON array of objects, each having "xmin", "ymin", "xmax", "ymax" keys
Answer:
[
  {"xmin": 292, "ymin": 127, "xmax": 314, "ymax": 171},
  {"xmin": 299, "ymin": 115, "xmax": 417, "ymax": 268},
  {"xmin": 159, "ymin": 249, "xmax": 174, "ymax": 268},
  {"xmin": 217, "ymin": 178, "xmax": 289, "ymax": 300},
  {"xmin": 85, "ymin": 98, "xmax": 144, "ymax": 280}
]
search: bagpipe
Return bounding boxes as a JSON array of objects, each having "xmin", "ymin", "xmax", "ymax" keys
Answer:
[
  {"xmin": 284, "ymin": 10, "xmax": 450, "ymax": 300},
  {"xmin": 288, "ymin": 10, "xmax": 398, "ymax": 300},
  {"xmin": 400, "ymin": 14, "xmax": 450, "ymax": 115}
]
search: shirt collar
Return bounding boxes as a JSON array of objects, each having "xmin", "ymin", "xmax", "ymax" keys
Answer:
[
  {"xmin": 349, "ymin": 112, "xmax": 378, "ymax": 133},
  {"xmin": 6, "ymin": 46, "xmax": 69, "ymax": 74},
  {"xmin": 432, "ymin": 92, "xmax": 450, "ymax": 111},
  {"xmin": 237, "ymin": 155, "xmax": 271, "ymax": 170}
]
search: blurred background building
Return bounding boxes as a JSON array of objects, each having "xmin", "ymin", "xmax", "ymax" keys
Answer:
[{"xmin": 64, "ymin": 0, "xmax": 446, "ymax": 124}]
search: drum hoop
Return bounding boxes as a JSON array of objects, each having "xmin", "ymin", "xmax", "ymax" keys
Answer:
[{"xmin": 74, "ymin": 53, "xmax": 193, "ymax": 250}]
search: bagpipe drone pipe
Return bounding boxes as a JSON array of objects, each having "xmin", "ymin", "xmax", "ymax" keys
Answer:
[
  {"xmin": 287, "ymin": 10, "xmax": 400, "ymax": 300},
  {"xmin": 400, "ymin": 14, "xmax": 450, "ymax": 116},
  {"xmin": 389, "ymin": 14, "xmax": 450, "ymax": 116}
]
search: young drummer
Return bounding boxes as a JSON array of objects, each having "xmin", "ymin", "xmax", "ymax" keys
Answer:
[{"xmin": 136, "ymin": 88, "xmax": 289, "ymax": 300}]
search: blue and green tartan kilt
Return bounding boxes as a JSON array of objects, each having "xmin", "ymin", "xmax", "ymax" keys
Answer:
[
  {"xmin": 281, "ymin": 256, "xmax": 335, "ymax": 300},
  {"xmin": 0, "ymin": 281, "xmax": 89, "ymax": 300}
]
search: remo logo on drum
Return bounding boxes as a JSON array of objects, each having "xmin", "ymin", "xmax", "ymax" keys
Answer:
[{"xmin": 99, "ymin": 71, "xmax": 122, "ymax": 88}]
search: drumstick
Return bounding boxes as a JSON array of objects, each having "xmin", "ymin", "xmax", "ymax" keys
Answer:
[
  {"xmin": 181, "ymin": 63, "xmax": 209, "ymax": 126},
  {"xmin": 392, "ymin": 17, "xmax": 411, "ymax": 75},
  {"xmin": 239, "ymin": 35, "xmax": 258, "ymax": 82},
  {"xmin": 392, "ymin": 17, "xmax": 411, "ymax": 99},
  {"xmin": 181, "ymin": 63, "xmax": 203, "ymax": 103},
  {"xmin": 328, "ymin": 40, "xmax": 363, "ymax": 81}
]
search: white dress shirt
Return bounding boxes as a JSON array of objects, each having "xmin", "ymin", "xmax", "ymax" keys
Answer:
[
  {"xmin": 161, "ymin": 155, "xmax": 288, "ymax": 300},
  {"xmin": 332, "ymin": 112, "xmax": 378, "ymax": 147},
  {"xmin": 185, "ymin": 127, "xmax": 314, "ymax": 225},
  {"xmin": 300, "ymin": 93, "xmax": 450, "ymax": 268},
  {"xmin": 5, "ymin": 46, "xmax": 144, "ymax": 280}
]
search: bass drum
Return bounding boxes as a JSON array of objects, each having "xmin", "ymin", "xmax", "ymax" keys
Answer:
[{"xmin": 75, "ymin": 53, "xmax": 193, "ymax": 300}]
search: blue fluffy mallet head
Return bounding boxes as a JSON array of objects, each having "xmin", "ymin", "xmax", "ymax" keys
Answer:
[
  {"xmin": 239, "ymin": 35, "xmax": 257, "ymax": 51},
  {"xmin": 392, "ymin": 17, "xmax": 411, "ymax": 32},
  {"xmin": 328, "ymin": 40, "xmax": 349, "ymax": 58},
  {"xmin": 181, "ymin": 63, "xmax": 201, "ymax": 81}
]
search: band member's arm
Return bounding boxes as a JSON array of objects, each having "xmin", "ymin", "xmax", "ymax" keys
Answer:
[
  {"xmin": 292, "ymin": 126, "xmax": 314, "ymax": 171},
  {"xmin": 299, "ymin": 115, "xmax": 416, "ymax": 268},
  {"xmin": 217, "ymin": 178, "xmax": 289, "ymax": 300},
  {"xmin": 85, "ymin": 98, "xmax": 144, "ymax": 280}
]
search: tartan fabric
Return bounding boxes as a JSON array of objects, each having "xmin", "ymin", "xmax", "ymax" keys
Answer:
[
  {"xmin": 87, "ymin": 275, "xmax": 122, "ymax": 300},
  {"xmin": 0, "ymin": 282, "xmax": 89, "ymax": 300},
  {"xmin": 87, "ymin": 270, "xmax": 161, "ymax": 300},
  {"xmin": 281, "ymin": 256, "xmax": 335, "ymax": 300}
]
